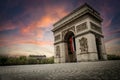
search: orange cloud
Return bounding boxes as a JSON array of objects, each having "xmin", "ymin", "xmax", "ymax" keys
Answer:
[
  {"xmin": 20, "ymin": 15, "xmax": 54, "ymax": 35},
  {"xmin": 0, "ymin": 5, "xmax": 68, "ymax": 47},
  {"xmin": 0, "ymin": 34, "xmax": 53, "ymax": 47},
  {"xmin": 20, "ymin": 5, "xmax": 68, "ymax": 40},
  {"xmin": 35, "ymin": 29, "xmax": 43, "ymax": 38},
  {"xmin": 0, "ymin": 40, "xmax": 53, "ymax": 47},
  {"xmin": 35, "ymin": 6, "xmax": 68, "ymax": 28},
  {"xmin": 35, "ymin": 15, "xmax": 56, "ymax": 27},
  {"xmin": 20, "ymin": 40, "xmax": 53, "ymax": 45}
]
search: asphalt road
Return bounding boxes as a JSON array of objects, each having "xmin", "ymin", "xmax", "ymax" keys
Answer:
[{"xmin": 0, "ymin": 60, "xmax": 120, "ymax": 80}]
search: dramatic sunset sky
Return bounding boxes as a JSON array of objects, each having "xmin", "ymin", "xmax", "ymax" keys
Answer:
[{"xmin": 0, "ymin": 0, "xmax": 120, "ymax": 57}]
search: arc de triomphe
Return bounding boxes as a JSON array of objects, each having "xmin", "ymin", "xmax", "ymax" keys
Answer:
[{"xmin": 52, "ymin": 3, "xmax": 107, "ymax": 63}]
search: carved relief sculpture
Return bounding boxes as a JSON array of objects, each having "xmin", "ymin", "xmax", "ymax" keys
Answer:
[{"xmin": 79, "ymin": 37, "xmax": 88, "ymax": 53}]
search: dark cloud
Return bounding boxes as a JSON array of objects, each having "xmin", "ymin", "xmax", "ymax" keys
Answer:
[{"xmin": 111, "ymin": 12, "xmax": 120, "ymax": 29}]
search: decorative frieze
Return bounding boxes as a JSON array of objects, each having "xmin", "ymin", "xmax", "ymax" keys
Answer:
[
  {"xmin": 55, "ymin": 34, "xmax": 60, "ymax": 41},
  {"xmin": 90, "ymin": 22, "xmax": 102, "ymax": 33},
  {"xmin": 76, "ymin": 22, "xmax": 87, "ymax": 32}
]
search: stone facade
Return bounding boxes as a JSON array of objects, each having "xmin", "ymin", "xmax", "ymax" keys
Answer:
[{"xmin": 52, "ymin": 3, "xmax": 107, "ymax": 63}]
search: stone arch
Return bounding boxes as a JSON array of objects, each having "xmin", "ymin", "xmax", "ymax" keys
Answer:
[
  {"xmin": 62, "ymin": 26, "xmax": 75, "ymax": 40},
  {"xmin": 64, "ymin": 31, "xmax": 77, "ymax": 62},
  {"xmin": 95, "ymin": 37, "xmax": 102, "ymax": 60},
  {"xmin": 64, "ymin": 31, "xmax": 75, "ymax": 41}
]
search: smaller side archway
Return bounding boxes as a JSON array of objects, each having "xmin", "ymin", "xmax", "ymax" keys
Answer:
[
  {"xmin": 64, "ymin": 31, "xmax": 77, "ymax": 62},
  {"xmin": 95, "ymin": 37, "xmax": 102, "ymax": 60}
]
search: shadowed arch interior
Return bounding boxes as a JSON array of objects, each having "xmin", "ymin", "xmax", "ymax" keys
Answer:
[{"xmin": 64, "ymin": 31, "xmax": 77, "ymax": 62}]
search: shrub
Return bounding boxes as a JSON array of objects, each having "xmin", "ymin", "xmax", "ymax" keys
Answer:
[
  {"xmin": 107, "ymin": 55, "xmax": 120, "ymax": 60},
  {"xmin": 0, "ymin": 56, "xmax": 8, "ymax": 65},
  {"xmin": 28, "ymin": 58, "xmax": 38, "ymax": 64},
  {"xmin": 0, "ymin": 56, "xmax": 54, "ymax": 66}
]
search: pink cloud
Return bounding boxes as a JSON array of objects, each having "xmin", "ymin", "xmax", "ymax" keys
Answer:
[
  {"xmin": 21, "ymin": 5, "xmax": 68, "ymax": 34},
  {"xmin": 0, "ymin": 35, "xmax": 53, "ymax": 47},
  {"xmin": 105, "ymin": 37, "xmax": 120, "ymax": 43},
  {"xmin": 0, "ymin": 21, "xmax": 16, "ymax": 31},
  {"xmin": 103, "ymin": 19, "xmax": 112, "ymax": 28},
  {"xmin": 0, "ymin": 3, "xmax": 69, "ymax": 47},
  {"xmin": 105, "ymin": 29, "xmax": 120, "ymax": 36},
  {"xmin": 19, "ymin": 5, "xmax": 68, "ymax": 43}
]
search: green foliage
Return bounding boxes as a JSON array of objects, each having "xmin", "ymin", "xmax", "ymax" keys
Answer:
[
  {"xmin": 47, "ymin": 57, "xmax": 54, "ymax": 64},
  {"xmin": 28, "ymin": 58, "xmax": 38, "ymax": 64},
  {"xmin": 107, "ymin": 55, "xmax": 120, "ymax": 60},
  {"xmin": 0, "ymin": 56, "xmax": 8, "ymax": 65},
  {"xmin": 39, "ymin": 57, "xmax": 54, "ymax": 64},
  {"xmin": 0, "ymin": 56, "xmax": 28, "ymax": 65},
  {"xmin": 19, "ymin": 56, "xmax": 28, "ymax": 64},
  {"xmin": 0, "ymin": 56, "xmax": 54, "ymax": 66}
]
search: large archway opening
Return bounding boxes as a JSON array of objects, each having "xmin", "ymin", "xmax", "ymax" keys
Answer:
[
  {"xmin": 95, "ymin": 37, "xmax": 102, "ymax": 60},
  {"xmin": 64, "ymin": 31, "xmax": 77, "ymax": 62}
]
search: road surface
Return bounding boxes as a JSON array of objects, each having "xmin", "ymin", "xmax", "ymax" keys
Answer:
[{"xmin": 0, "ymin": 60, "xmax": 120, "ymax": 80}]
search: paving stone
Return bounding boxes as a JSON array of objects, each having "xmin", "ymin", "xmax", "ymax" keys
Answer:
[{"xmin": 0, "ymin": 60, "xmax": 120, "ymax": 80}]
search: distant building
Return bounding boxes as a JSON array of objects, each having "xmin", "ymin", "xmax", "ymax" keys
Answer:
[{"xmin": 29, "ymin": 55, "xmax": 46, "ymax": 60}]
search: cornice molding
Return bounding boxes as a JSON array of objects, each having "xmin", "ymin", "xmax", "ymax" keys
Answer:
[
  {"xmin": 75, "ymin": 30, "xmax": 104, "ymax": 38},
  {"xmin": 53, "ymin": 3, "xmax": 101, "ymax": 27},
  {"xmin": 52, "ymin": 9, "xmax": 102, "ymax": 32},
  {"xmin": 52, "ymin": 14, "xmax": 88, "ymax": 33},
  {"xmin": 52, "ymin": 4, "xmax": 102, "ymax": 32}
]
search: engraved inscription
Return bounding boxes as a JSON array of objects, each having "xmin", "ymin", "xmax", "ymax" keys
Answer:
[{"xmin": 76, "ymin": 22, "xmax": 87, "ymax": 32}]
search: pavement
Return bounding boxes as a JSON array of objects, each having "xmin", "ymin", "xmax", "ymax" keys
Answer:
[{"xmin": 0, "ymin": 60, "xmax": 120, "ymax": 80}]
